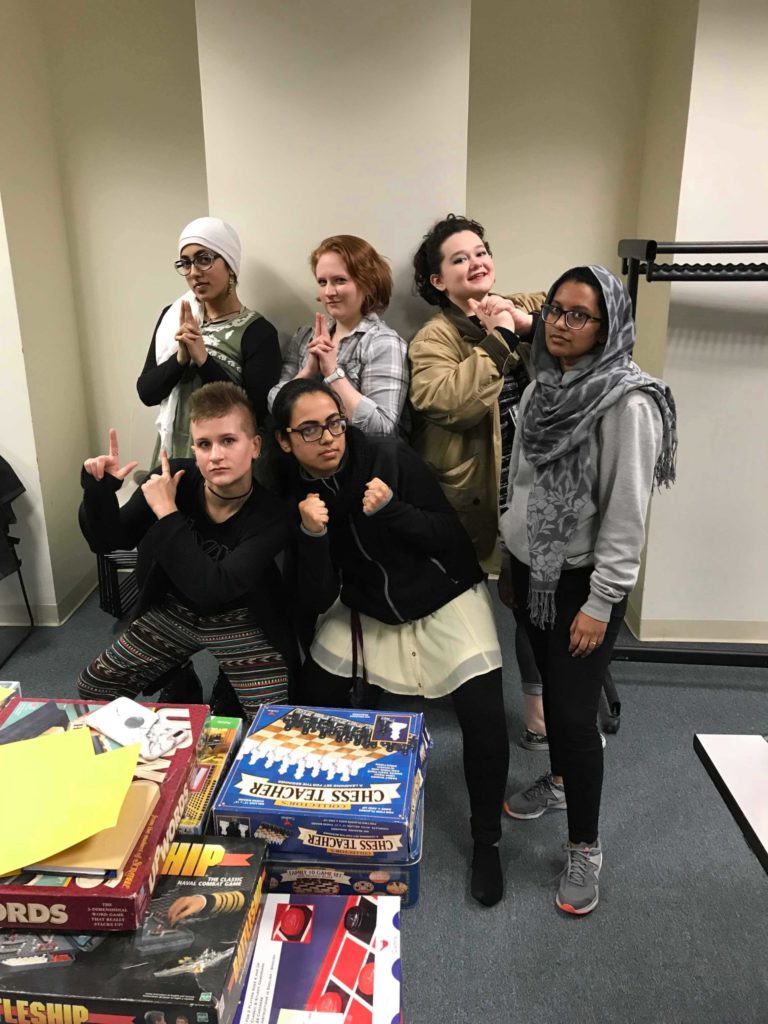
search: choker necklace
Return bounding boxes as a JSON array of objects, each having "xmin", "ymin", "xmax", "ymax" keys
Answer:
[{"xmin": 206, "ymin": 482, "xmax": 253, "ymax": 502}]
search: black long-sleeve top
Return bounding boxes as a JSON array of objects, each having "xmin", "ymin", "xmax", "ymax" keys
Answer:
[
  {"xmin": 79, "ymin": 463, "xmax": 298, "ymax": 673},
  {"xmin": 281, "ymin": 427, "xmax": 484, "ymax": 626},
  {"xmin": 136, "ymin": 306, "xmax": 281, "ymax": 426}
]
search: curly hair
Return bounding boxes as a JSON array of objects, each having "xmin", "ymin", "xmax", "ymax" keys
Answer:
[
  {"xmin": 412, "ymin": 214, "xmax": 490, "ymax": 308},
  {"xmin": 310, "ymin": 235, "xmax": 392, "ymax": 316},
  {"xmin": 189, "ymin": 381, "xmax": 258, "ymax": 435}
]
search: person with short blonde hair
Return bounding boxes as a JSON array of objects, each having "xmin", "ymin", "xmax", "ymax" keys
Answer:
[{"xmin": 77, "ymin": 383, "xmax": 296, "ymax": 718}]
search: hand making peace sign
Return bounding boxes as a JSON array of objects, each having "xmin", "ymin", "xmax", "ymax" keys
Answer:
[
  {"xmin": 140, "ymin": 449, "xmax": 185, "ymax": 519},
  {"xmin": 83, "ymin": 429, "xmax": 138, "ymax": 483}
]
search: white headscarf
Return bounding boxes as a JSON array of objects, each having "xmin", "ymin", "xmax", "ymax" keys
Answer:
[{"xmin": 154, "ymin": 217, "xmax": 242, "ymax": 454}]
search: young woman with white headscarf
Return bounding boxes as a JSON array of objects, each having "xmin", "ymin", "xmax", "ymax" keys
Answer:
[
  {"xmin": 496, "ymin": 265, "xmax": 677, "ymax": 917},
  {"xmin": 137, "ymin": 217, "xmax": 281, "ymax": 461}
]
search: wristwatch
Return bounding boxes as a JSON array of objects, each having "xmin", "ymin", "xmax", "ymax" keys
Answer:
[{"xmin": 323, "ymin": 367, "xmax": 346, "ymax": 386}]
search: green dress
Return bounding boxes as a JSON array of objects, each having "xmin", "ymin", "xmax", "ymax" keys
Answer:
[{"xmin": 151, "ymin": 308, "xmax": 262, "ymax": 463}]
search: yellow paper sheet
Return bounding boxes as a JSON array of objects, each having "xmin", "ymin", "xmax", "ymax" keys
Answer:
[{"xmin": 0, "ymin": 728, "xmax": 139, "ymax": 876}]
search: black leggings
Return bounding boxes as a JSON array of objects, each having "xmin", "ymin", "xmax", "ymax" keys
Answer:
[
  {"xmin": 301, "ymin": 656, "xmax": 509, "ymax": 846},
  {"xmin": 509, "ymin": 556, "xmax": 626, "ymax": 844}
]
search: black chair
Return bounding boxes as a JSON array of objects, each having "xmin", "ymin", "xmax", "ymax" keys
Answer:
[{"xmin": 0, "ymin": 455, "xmax": 34, "ymax": 668}]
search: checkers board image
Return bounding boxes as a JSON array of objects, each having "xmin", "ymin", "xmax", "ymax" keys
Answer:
[
  {"xmin": 235, "ymin": 894, "xmax": 401, "ymax": 1024},
  {"xmin": 213, "ymin": 706, "xmax": 429, "ymax": 863}
]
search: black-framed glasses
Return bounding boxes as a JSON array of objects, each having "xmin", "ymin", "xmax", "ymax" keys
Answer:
[
  {"xmin": 285, "ymin": 416, "xmax": 347, "ymax": 443},
  {"xmin": 174, "ymin": 251, "xmax": 221, "ymax": 276},
  {"xmin": 541, "ymin": 303, "xmax": 602, "ymax": 330}
]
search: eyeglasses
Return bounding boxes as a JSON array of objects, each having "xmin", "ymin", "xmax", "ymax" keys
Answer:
[
  {"xmin": 174, "ymin": 251, "xmax": 221, "ymax": 276},
  {"xmin": 541, "ymin": 303, "xmax": 602, "ymax": 331},
  {"xmin": 285, "ymin": 416, "xmax": 347, "ymax": 443}
]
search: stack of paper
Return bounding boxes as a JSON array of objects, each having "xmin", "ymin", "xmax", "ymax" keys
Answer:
[{"xmin": 0, "ymin": 727, "xmax": 140, "ymax": 877}]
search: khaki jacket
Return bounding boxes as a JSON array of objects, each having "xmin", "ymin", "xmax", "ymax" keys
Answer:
[{"xmin": 408, "ymin": 292, "xmax": 545, "ymax": 574}]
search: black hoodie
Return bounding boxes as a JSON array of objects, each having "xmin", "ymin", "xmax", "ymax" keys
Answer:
[{"xmin": 285, "ymin": 427, "xmax": 484, "ymax": 625}]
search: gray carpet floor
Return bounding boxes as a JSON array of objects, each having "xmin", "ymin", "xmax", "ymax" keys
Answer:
[{"xmin": 2, "ymin": 591, "xmax": 767, "ymax": 1024}]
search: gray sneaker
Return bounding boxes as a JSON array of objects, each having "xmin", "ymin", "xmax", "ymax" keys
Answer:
[
  {"xmin": 556, "ymin": 840, "xmax": 602, "ymax": 915},
  {"xmin": 503, "ymin": 771, "xmax": 566, "ymax": 819},
  {"xmin": 520, "ymin": 729, "xmax": 549, "ymax": 752}
]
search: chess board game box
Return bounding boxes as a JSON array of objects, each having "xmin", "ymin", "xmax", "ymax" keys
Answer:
[
  {"xmin": 178, "ymin": 716, "xmax": 243, "ymax": 836},
  {"xmin": 265, "ymin": 798, "xmax": 424, "ymax": 909},
  {"xmin": 0, "ymin": 838, "xmax": 267, "ymax": 1024},
  {"xmin": 212, "ymin": 706, "xmax": 429, "ymax": 863},
  {"xmin": 0, "ymin": 698, "xmax": 208, "ymax": 931},
  {"xmin": 233, "ymin": 894, "xmax": 401, "ymax": 1024}
]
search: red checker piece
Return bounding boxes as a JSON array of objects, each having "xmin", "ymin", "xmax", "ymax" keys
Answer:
[
  {"xmin": 315, "ymin": 992, "xmax": 343, "ymax": 1013},
  {"xmin": 279, "ymin": 904, "xmax": 312, "ymax": 940},
  {"xmin": 358, "ymin": 961, "xmax": 375, "ymax": 996}
]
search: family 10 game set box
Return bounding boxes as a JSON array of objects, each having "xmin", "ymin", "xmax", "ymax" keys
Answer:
[
  {"xmin": 0, "ymin": 698, "xmax": 208, "ymax": 931},
  {"xmin": 212, "ymin": 706, "xmax": 430, "ymax": 863},
  {"xmin": 265, "ymin": 799, "xmax": 424, "ymax": 910},
  {"xmin": 0, "ymin": 838, "xmax": 267, "ymax": 1024},
  {"xmin": 234, "ymin": 894, "xmax": 401, "ymax": 1024}
]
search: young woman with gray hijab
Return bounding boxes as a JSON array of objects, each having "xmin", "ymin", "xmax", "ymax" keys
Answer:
[{"xmin": 495, "ymin": 265, "xmax": 677, "ymax": 916}]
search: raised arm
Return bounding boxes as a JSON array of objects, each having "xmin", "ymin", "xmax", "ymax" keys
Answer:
[{"xmin": 79, "ymin": 430, "xmax": 152, "ymax": 552}]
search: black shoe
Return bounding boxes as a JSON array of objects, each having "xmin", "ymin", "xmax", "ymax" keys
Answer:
[
  {"xmin": 210, "ymin": 671, "xmax": 244, "ymax": 718},
  {"xmin": 150, "ymin": 661, "xmax": 204, "ymax": 705},
  {"xmin": 470, "ymin": 842, "xmax": 503, "ymax": 908}
]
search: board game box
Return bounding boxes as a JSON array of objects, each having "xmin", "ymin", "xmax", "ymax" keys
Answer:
[
  {"xmin": 0, "ymin": 698, "xmax": 208, "ymax": 931},
  {"xmin": 0, "ymin": 682, "xmax": 20, "ymax": 716},
  {"xmin": 0, "ymin": 838, "xmax": 267, "ymax": 1024},
  {"xmin": 234, "ymin": 894, "xmax": 401, "ymax": 1024},
  {"xmin": 212, "ymin": 706, "xmax": 430, "ymax": 863},
  {"xmin": 265, "ymin": 798, "xmax": 424, "ymax": 910},
  {"xmin": 178, "ymin": 716, "xmax": 244, "ymax": 836}
]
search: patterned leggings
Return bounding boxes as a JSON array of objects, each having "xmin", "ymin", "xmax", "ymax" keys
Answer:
[{"xmin": 78, "ymin": 596, "xmax": 288, "ymax": 719}]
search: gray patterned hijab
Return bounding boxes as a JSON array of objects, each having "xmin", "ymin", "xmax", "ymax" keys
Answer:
[{"xmin": 520, "ymin": 265, "xmax": 677, "ymax": 627}]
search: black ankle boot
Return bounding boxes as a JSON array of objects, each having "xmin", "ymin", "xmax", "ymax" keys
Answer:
[
  {"xmin": 210, "ymin": 671, "xmax": 245, "ymax": 718},
  {"xmin": 471, "ymin": 842, "xmax": 503, "ymax": 907},
  {"xmin": 148, "ymin": 661, "xmax": 204, "ymax": 704}
]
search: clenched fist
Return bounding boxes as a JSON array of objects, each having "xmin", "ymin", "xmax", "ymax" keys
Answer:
[
  {"xmin": 299, "ymin": 492, "xmax": 329, "ymax": 534},
  {"xmin": 362, "ymin": 477, "xmax": 392, "ymax": 516}
]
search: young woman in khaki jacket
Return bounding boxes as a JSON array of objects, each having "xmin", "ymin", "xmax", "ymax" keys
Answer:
[{"xmin": 409, "ymin": 215, "xmax": 544, "ymax": 576}]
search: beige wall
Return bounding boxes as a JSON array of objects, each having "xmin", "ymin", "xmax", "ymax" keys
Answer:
[
  {"xmin": 194, "ymin": 0, "xmax": 472, "ymax": 344},
  {"xmin": 0, "ymin": 197, "xmax": 58, "ymax": 623},
  {"xmin": 467, "ymin": 0, "xmax": 656, "ymax": 294},
  {"xmin": 0, "ymin": 0, "xmax": 208, "ymax": 624},
  {"xmin": 623, "ymin": 0, "xmax": 698, "ymax": 629},
  {"xmin": 639, "ymin": 0, "xmax": 768, "ymax": 641},
  {"xmin": 0, "ymin": 0, "xmax": 93, "ymax": 625},
  {"xmin": 37, "ymin": 0, "xmax": 209, "ymax": 469}
]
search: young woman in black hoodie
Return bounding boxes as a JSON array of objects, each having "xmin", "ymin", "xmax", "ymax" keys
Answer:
[{"xmin": 272, "ymin": 379, "xmax": 509, "ymax": 907}]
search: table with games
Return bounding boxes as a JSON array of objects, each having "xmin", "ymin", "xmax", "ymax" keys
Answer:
[{"xmin": 0, "ymin": 689, "xmax": 425, "ymax": 1024}]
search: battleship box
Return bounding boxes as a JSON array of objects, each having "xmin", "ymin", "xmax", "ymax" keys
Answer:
[
  {"xmin": 234, "ymin": 894, "xmax": 401, "ymax": 1024},
  {"xmin": 0, "ymin": 838, "xmax": 267, "ymax": 1024},
  {"xmin": 0, "ymin": 698, "xmax": 208, "ymax": 931},
  {"xmin": 212, "ymin": 706, "xmax": 429, "ymax": 863}
]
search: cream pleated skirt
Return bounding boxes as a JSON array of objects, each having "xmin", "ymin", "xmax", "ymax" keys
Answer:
[{"xmin": 310, "ymin": 582, "xmax": 501, "ymax": 698}]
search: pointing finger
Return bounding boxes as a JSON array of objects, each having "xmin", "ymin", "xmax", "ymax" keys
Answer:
[
  {"xmin": 159, "ymin": 449, "xmax": 171, "ymax": 475},
  {"xmin": 115, "ymin": 460, "xmax": 139, "ymax": 480},
  {"xmin": 109, "ymin": 428, "xmax": 119, "ymax": 460}
]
